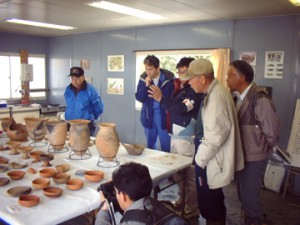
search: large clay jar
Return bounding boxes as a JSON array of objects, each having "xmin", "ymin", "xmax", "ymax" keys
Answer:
[
  {"xmin": 69, "ymin": 119, "xmax": 90, "ymax": 155},
  {"xmin": 1, "ymin": 117, "xmax": 16, "ymax": 132},
  {"xmin": 96, "ymin": 122, "xmax": 120, "ymax": 161},
  {"xmin": 45, "ymin": 120, "xmax": 67, "ymax": 150},
  {"xmin": 6, "ymin": 122, "xmax": 28, "ymax": 141},
  {"xmin": 24, "ymin": 117, "xmax": 48, "ymax": 142}
]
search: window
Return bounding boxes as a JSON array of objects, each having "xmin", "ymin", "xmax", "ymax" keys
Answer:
[
  {"xmin": 0, "ymin": 53, "xmax": 46, "ymax": 100},
  {"xmin": 135, "ymin": 49, "xmax": 213, "ymax": 110}
]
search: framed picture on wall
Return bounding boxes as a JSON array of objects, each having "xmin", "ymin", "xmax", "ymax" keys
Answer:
[
  {"xmin": 80, "ymin": 58, "xmax": 91, "ymax": 70},
  {"xmin": 107, "ymin": 55, "xmax": 124, "ymax": 72},
  {"xmin": 107, "ymin": 78, "xmax": 124, "ymax": 95}
]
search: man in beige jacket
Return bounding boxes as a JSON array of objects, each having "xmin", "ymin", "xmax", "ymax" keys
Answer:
[{"xmin": 182, "ymin": 59, "xmax": 244, "ymax": 225}]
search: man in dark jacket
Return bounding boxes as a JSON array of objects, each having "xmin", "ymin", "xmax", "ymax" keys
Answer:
[
  {"xmin": 227, "ymin": 60, "xmax": 280, "ymax": 225},
  {"xmin": 148, "ymin": 57, "xmax": 203, "ymax": 219},
  {"xmin": 135, "ymin": 55, "xmax": 174, "ymax": 152}
]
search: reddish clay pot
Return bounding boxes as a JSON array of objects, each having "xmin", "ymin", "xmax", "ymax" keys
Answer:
[
  {"xmin": 68, "ymin": 119, "xmax": 90, "ymax": 155},
  {"xmin": 45, "ymin": 120, "xmax": 67, "ymax": 150},
  {"xmin": 96, "ymin": 122, "xmax": 120, "ymax": 161},
  {"xmin": 1, "ymin": 118, "xmax": 16, "ymax": 132},
  {"xmin": 6, "ymin": 122, "xmax": 28, "ymax": 142},
  {"xmin": 24, "ymin": 117, "xmax": 48, "ymax": 142}
]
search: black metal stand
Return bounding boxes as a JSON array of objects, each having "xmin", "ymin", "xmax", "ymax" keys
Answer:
[
  {"xmin": 69, "ymin": 148, "xmax": 92, "ymax": 160},
  {"xmin": 48, "ymin": 143, "xmax": 69, "ymax": 154},
  {"xmin": 97, "ymin": 155, "xmax": 120, "ymax": 168}
]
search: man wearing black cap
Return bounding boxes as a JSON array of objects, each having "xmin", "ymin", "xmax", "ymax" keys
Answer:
[{"xmin": 64, "ymin": 66, "xmax": 104, "ymax": 135}]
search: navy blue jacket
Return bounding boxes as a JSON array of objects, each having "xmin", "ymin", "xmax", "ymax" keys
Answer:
[
  {"xmin": 160, "ymin": 79, "xmax": 204, "ymax": 133},
  {"xmin": 135, "ymin": 69, "xmax": 174, "ymax": 129}
]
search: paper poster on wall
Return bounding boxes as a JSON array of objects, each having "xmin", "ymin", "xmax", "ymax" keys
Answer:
[
  {"xmin": 80, "ymin": 59, "xmax": 91, "ymax": 70},
  {"xmin": 107, "ymin": 55, "xmax": 124, "ymax": 72},
  {"xmin": 239, "ymin": 51, "xmax": 257, "ymax": 76},
  {"xmin": 107, "ymin": 78, "xmax": 124, "ymax": 95},
  {"xmin": 264, "ymin": 51, "xmax": 284, "ymax": 79}
]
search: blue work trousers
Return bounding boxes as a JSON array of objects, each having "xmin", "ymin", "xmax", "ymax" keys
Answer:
[{"xmin": 144, "ymin": 110, "xmax": 170, "ymax": 152}]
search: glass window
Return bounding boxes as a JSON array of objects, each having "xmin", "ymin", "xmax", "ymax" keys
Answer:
[{"xmin": 0, "ymin": 53, "xmax": 46, "ymax": 100}]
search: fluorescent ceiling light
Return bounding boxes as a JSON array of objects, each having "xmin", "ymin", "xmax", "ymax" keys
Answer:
[
  {"xmin": 4, "ymin": 18, "xmax": 75, "ymax": 30},
  {"xmin": 88, "ymin": 1, "xmax": 164, "ymax": 20},
  {"xmin": 289, "ymin": 0, "xmax": 300, "ymax": 6}
]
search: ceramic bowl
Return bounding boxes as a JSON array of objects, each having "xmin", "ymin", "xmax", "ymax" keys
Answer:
[
  {"xmin": 7, "ymin": 170, "xmax": 26, "ymax": 180},
  {"xmin": 27, "ymin": 167, "xmax": 37, "ymax": 174},
  {"xmin": 55, "ymin": 163, "xmax": 70, "ymax": 173},
  {"xmin": 17, "ymin": 146, "xmax": 34, "ymax": 159},
  {"xmin": 7, "ymin": 186, "xmax": 32, "ymax": 197},
  {"xmin": 18, "ymin": 195, "xmax": 40, "ymax": 207},
  {"xmin": 84, "ymin": 170, "xmax": 104, "ymax": 183},
  {"xmin": 0, "ymin": 177, "xmax": 10, "ymax": 187},
  {"xmin": 29, "ymin": 150, "xmax": 44, "ymax": 163},
  {"xmin": 43, "ymin": 186, "xmax": 63, "ymax": 198},
  {"xmin": 66, "ymin": 179, "xmax": 83, "ymax": 190},
  {"xmin": 0, "ymin": 164, "xmax": 9, "ymax": 173},
  {"xmin": 6, "ymin": 140, "xmax": 22, "ymax": 155},
  {"xmin": 0, "ymin": 156, "xmax": 9, "ymax": 164},
  {"xmin": 10, "ymin": 161, "xmax": 27, "ymax": 169},
  {"xmin": 32, "ymin": 177, "xmax": 50, "ymax": 189},
  {"xmin": 39, "ymin": 168, "xmax": 55, "ymax": 178},
  {"xmin": 52, "ymin": 173, "xmax": 71, "ymax": 184},
  {"xmin": 123, "ymin": 143, "xmax": 145, "ymax": 155}
]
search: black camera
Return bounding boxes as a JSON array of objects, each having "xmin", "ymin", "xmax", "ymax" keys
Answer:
[{"xmin": 98, "ymin": 181, "xmax": 123, "ymax": 214}]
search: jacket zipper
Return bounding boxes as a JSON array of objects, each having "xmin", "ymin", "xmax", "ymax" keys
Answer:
[{"xmin": 215, "ymin": 156, "xmax": 223, "ymax": 173}]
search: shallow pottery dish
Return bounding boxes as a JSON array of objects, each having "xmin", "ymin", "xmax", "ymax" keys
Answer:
[
  {"xmin": 27, "ymin": 167, "xmax": 37, "ymax": 174},
  {"xmin": 123, "ymin": 143, "xmax": 145, "ymax": 156},
  {"xmin": 39, "ymin": 168, "xmax": 55, "ymax": 178},
  {"xmin": 18, "ymin": 195, "xmax": 40, "ymax": 207},
  {"xmin": 10, "ymin": 161, "xmax": 27, "ymax": 169},
  {"xmin": 32, "ymin": 178, "xmax": 50, "ymax": 189},
  {"xmin": 84, "ymin": 170, "xmax": 104, "ymax": 183},
  {"xmin": 52, "ymin": 173, "xmax": 71, "ymax": 184},
  {"xmin": 43, "ymin": 186, "xmax": 63, "ymax": 198},
  {"xmin": 0, "ymin": 177, "xmax": 10, "ymax": 187},
  {"xmin": 55, "ymin": 163, "xmax": 70, "ymax": 173},
  {"xmin": 0, "ymin": 156, "xmax": 9, "ymax": 164},
  {"xmin": 7, "ymin": 186, "xmax": 32, "ymax": 197},
  {"xmin": 7, "ymin": 170, "xmax": 26, "ymax": 180},
  {"xmin": 0, "ymin": 164, "xmax": 9, "ymax": 173},
  {"xmin": 66, "ymin": 179, "xmax": 83, "ymax": 190}
]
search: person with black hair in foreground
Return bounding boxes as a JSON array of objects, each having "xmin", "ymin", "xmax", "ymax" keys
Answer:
[{"xmin": 95, "ymin": 162, "xmax": 189, "ymax": 225}]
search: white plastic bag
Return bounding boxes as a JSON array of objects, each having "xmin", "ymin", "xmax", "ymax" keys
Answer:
[
  {"xmin": 170, "ymin": 135, "xmax": 194, "ymax": 157},
  {"xmin": 264, "ymin": 160, "xmax": 285, "ymax": 193}
]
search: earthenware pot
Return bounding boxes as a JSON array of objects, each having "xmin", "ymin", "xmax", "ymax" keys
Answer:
[
  {"xmin": 6, "ymin": 122, "xmax": 28, "ymax": 142},
  {"xmin": 24, "ymin": 117, "xmax": 48, "ymax": 142},
  {"xmin": 45, "ymin": 120, "xmax": 67, "ymax": 150},
  {"xmin": 1, "ymin": 117, "xmax": 16, "ymax": 132},
  {"xmin": 68, "ymin": 119, "xmax": 90, "ymax": 155},
  {"xmin": 96, "ymin": 122, "xmax": 120, "ymax": 161}
]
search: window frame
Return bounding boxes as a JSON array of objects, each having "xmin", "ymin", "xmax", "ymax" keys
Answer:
[{"xmin": 0, "ymin": 52, "xmax": 47, "ymax": 101}]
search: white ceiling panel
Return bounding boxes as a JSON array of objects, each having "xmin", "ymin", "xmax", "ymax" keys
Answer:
[{"xmin": 0, "ymin": 0, "xmax": 299, "ymax": 36}]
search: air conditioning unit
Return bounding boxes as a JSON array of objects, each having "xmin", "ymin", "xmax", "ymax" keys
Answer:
[{"xmin": 20, "ymin": 64, "xmax": 33, "ymax": 81}]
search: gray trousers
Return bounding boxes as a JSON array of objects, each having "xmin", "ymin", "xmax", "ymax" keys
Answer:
[{"xmin": 236, "ymin": 158, "xmax": 268, "ymax": 224}]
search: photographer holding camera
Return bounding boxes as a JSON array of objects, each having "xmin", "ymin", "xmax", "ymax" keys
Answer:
[
  {"xmin": 95, "ymin": 162, "xmax": 188, "ymax": 225},
  {"xmin": 95, "ymin": 162, "xmax": 153, "ymax": 225}
]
